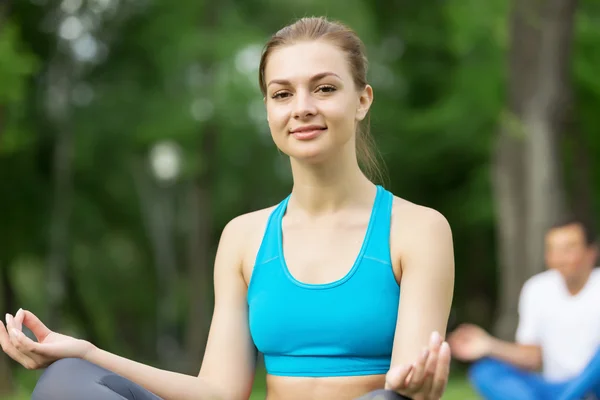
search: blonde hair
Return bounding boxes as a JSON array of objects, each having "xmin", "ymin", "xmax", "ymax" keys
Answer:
[{"xmin": 258, "ymin": 17, "xmax": 385, "ymax": 183}]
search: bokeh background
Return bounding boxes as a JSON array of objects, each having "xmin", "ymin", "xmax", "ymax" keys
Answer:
[{"xmin": 1, "ymin": 0, "xmax": 599, "ymax": 398}]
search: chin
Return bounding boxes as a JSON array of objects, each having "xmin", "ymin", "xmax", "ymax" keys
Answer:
[
  {"xmin": 275, "ymin": 137, "xmax": 333, "ymax": 163},
  {"xmin": 286, "ymin": 144, "xmax": 335, "ymax": 164}
]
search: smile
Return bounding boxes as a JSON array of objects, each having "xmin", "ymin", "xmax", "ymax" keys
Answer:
[{"xmin": 289, "ymin": 126, "xmax": 327, "ymax": 140}]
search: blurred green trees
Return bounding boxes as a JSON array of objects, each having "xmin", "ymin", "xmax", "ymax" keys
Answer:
[{"xmin": 0, "ymin": 0, "xmax": 598, "ymax": 394}]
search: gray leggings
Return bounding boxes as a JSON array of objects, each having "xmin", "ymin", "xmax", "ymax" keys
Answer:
[{"xmin": 32, "ymin": 358, "xmax": 410, "ymax": 400}]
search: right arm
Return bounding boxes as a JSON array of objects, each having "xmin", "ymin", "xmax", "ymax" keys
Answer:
[
  {"xmin": 448, "ymin": 323, "xmax": 543, "ymax": 372},
  {"xmin": 82, "ymin": 349, "xmax": 228, "ymax": 400},
  {"xmin": 486, "ymin": 338, "xmax": 542, "ymax": 372},
  {"xmin": 2, "ymin": 216, "xmax": 257, "ymax": 400}
]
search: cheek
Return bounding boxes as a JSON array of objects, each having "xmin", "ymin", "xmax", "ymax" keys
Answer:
[
  {"xmin": 322, "ymin": 99, "xmax": 357, "ymax": 127},
  {"xmin": 563, "ymin": 252, "xmax": 584, "ymax": 269},
  {"xmin": 266, "ymin": 106, "xmax": 289, "ymax": 129}
]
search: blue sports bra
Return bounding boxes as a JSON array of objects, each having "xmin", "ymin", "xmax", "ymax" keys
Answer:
[{"xmin": 247, "ymin": 185, "xmax": 400, "ymax": 377}]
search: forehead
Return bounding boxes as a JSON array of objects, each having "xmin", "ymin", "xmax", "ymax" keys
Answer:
[
  {"xmin": 546, "ymin": 224, "xmax": 586, "ymax": 245},
  {"xmin": 264, "ymin": 41, "xmax": 351, "ymax": 82}
]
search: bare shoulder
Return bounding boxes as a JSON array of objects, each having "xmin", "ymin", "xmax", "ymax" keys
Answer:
[
  {"xmin": 219, "ymin": 205, "xmax": 279, "ymax": 284},
  {"xmin": 222, "ymin": 206, "xmax": 277, "ymax": 239},
  {"xmin": 391, "ymin": 196, "xmax": 452, "ymax": 239},
  {"xmin": 389, "ymin": 196, "xmax": 454, "ymax": 275}
]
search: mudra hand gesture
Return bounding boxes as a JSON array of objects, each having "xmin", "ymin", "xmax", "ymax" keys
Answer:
[
  {"xmin": 385, "ymin": 331, "xmax": 451, "ymax": 400},
  {"xmin": 0, "ymin": 308, "xmax": 95, "ymax": 370}
]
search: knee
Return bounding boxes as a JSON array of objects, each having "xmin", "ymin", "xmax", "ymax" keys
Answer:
[
  {"xmin": 45, "ymin": 357, "xmax": 87, "ymax": 373},
  {"xmin": 36, "ymin": 358, "xmax": 88, "ymax": 384},
  {"xmin": 100, "ymin": 374, "xmax": 155, "ymax": 400},
  {"xmin": 468, "ymin": 358, "xmax": 508, "ymax": 386},
  {"xmin": 32, "ymin": 358, "xmax": 101, "ymax": 400}
]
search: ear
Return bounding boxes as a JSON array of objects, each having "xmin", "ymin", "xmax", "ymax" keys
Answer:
[{"xmin": 356, "ymin": 84, "xmax": 374, "ymax": 122}]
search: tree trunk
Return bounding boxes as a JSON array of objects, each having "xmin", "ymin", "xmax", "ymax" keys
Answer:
[
  {"xmin": 183, "ymin": 0, "xmax": 222, "ymax": 373},
  {"xmin": 131, "ymin": 157, "xmax": 182, "ymax": 369},
  {"xmin": 65, "ymin": 260, "xmax": 101, "ymax": 346},
  {"xmin": 184, "ymin": 126, "xmax": 216, "ymax": 374},
  {"xmin": 45, "ymin": 63, "xmax": 74, "ymax": 331},
  {"xmin": 523, "ymin": 0, "xmax": 574, "ymax": 278},
  {"xmin": 153, "ymin": 185, "xmax": 181, "ymax": 369},
  {"xmin": 492, "ymin": 131, "xmax": 528, "ymax": 340},
  {"xmin": 493, "ymin": 0, "xmax": 576, "ymax": 340}
]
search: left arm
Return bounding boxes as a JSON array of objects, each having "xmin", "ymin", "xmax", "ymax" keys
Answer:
[{"xmin": 387, "ymin": 206, "xmax": 455, "ymax": 398}]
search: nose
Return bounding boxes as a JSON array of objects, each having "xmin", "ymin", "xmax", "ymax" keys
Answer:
[{"xmin": 292, "ymin": 90, "xmax": 317, "ymax": 119}]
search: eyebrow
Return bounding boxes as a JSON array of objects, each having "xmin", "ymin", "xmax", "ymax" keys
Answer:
[{"xmin": 267, "ymin": 72, "xmax": 342, "ymax": 88}]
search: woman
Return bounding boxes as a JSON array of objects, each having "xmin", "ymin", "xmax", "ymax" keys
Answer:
[{"xmin": 0, "ymin": 17, "xmax": 454, "ymax": 400}]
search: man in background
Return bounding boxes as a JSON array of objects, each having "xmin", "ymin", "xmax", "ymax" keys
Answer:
[{"xmin": 449, "ymin": 217, "xmax": 600, "ymax": 399}]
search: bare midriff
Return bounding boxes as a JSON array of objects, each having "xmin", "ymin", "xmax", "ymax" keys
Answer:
[{"xmin": 264, "ymin": 373, "xmax": 386, "ymax": 400}]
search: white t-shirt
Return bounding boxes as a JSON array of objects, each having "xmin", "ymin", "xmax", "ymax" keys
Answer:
[{"xmin": 515, "ymin": 268, "xmax": 600, "ymax": 382}]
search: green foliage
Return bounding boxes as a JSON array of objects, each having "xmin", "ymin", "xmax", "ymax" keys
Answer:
[
  {"xmin": 1, "ymin": 0, "xmax": 600, "ymax": 394},
  {"xmin": 573, "ymin": 0, "xmax": 600, "ymax": 212},
  {"xmin": 0, "ymin": 21, "xmax": 39, "ymax": 156},
  {"xmin": 0, "ymin": 22, "xmax": 38, "ymax": 104}
]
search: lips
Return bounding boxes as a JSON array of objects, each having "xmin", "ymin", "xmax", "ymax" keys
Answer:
[
  {"xmin": 289, "ymin": 125, "xmax": 327, "ymax": 140},
  {"xmin": 290, "ymin": 125, "xmax": 327, "ymax": 133}
]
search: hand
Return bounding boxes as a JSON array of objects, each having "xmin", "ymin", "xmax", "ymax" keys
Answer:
[
  {"xmin": 0, "ymin": 308, "xmax": 95, "ymax": 370},
  {"xmin": 447, "ymin": 323, "xmax": 492, "ymax": 362},
  {"xmin": 385, "ymin": 331, "xmax": 451, "ymax": 400}
]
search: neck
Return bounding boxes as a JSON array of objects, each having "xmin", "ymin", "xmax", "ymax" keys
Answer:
[
  {"xmin": 287, "ymin": 146, "xmax": 376, "ymax": 215},
  {"xmin": 564, "ymin": 268, "xmax": 593, "ymax": 296}
]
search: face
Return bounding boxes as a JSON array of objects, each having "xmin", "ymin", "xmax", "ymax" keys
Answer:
[
  {"xmin": 545, "ymin": 223, "xmax": 596, "ymax": 281},
  {"xmin": 263, "ymin": 41, "xmax": 373, "ymax": 163}
]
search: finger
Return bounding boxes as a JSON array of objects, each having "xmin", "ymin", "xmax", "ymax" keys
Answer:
[
  {"xmin": 384, "ymin": 364, "xmax": 414, "ymax": 391},
  {"xmin": 10, "ymin": 325, "xmax": 61, "ymax": 361},
  {"xmin": 405, "ymin": 347, "xmax": 429, "ymax": 390},
  {"xmin": 5, "ymin": 314, "xmax": 18, "ymax": 343},
  {"xmin": 431, "ymin": 341, "xmax": 451, "ymax": 399},
  {"xmin": 6, "ymin": 313, "xmax": 21, "ymax": 335},
  {"xmin": 22, "ymin": 310, "xmax": 51, "ymax": 341},
  {"xmin": 5, "ymin": 314, "xmax": 13, "ymax": 332},
  {"xmin": 11, "ymin": 328, "xmax": 43, "ymax": 355},
  {"xmin": 8, "ymin": 320, "xmax": 25, "ymax": 351},
  {"xmin": 420, "ymin": 356, "xmax": 437, "ymax": 396},
  {"xmin": 14, "ymin": 309, "xmax": 24, "ymax": 331},
  {"xmin": 425, "ymin": 332, "xmax": 443, "ymax": 374},
  {"xmin": 421, "ymin": 333, "xmax": 442, "ymax": 395},
  {"xmin": 9, "ymin": 328, "xmax": 51, "ymax": 368},
  {"xmin": 0, "ymin": 322, "xmax": 38, "ymax": 370},
  {"xmin": 0, "ymin": 320, "xmax": 11, "ymax": 351}
]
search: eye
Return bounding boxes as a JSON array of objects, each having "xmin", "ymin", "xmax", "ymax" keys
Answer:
[
  {"xmin": 316, "ymin": 85, "xmax": 336, "ymax": 93},
  {"xmin": 272, "ymin": 91, "xmax": 291, "ymax": 99}
]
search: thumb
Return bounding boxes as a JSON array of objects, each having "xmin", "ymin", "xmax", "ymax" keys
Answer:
[
  {"xmin": 385, "ymin": 364, "xmax": 413, "ymax": 390},
  {"xmin": 21, "ymin": 310, "xmax": 52, "ymax": 341}
]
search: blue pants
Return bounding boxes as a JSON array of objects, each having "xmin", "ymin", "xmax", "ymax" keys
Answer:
[
  {"xmin": 32, "ymin": 358, "xmax": 410, "ymax": 399},
  {"xmin": 468, "ymin": 349, "xmax": 600, "ymax": 400}
]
